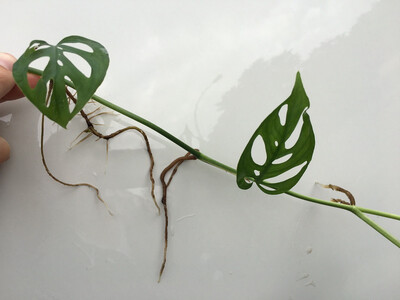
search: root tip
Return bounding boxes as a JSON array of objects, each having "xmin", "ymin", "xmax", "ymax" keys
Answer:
[{"xmin": 316, "ymin": 182, "xmax": 329, "ymax": 188}]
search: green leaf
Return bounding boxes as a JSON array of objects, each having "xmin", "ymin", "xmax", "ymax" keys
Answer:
[
  {"xmin": 13, "ymin": 35, "xmax": 109, "ymax": 128},
  {"xmin": 236, "ymin": 72, "xmax": 315, "ymax": 195}
]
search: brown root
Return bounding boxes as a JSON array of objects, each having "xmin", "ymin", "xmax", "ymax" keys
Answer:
[
  {"xmin": 39, "ymin": 82, "xmax": 113, "ymax": 215},
  {"xmin": 41, "ymin": 115, "xmax": 113, "ymax": 216},
  {"xmin": 66, "ymin": 89, "xmax": 159, "ymax": 214},
  {"xmin": 158, "ymin": 152, "xmax": 197, "ymax": 282}
]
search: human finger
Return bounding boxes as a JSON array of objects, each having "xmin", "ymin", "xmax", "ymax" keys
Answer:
[
  {"xmin": 0, "ymin": 136, "xmax": 10, "ymax": 163},
  {"xmin": 0, "ymin": 53, "xmax": 16, "ymax": 100},
  {"xmin": 0, "ymin": 53, "xmax": 40, "ymax": 101},
  {"xmin": 1, "ymin": 73, "xmax": 40, "ymax": 101}
]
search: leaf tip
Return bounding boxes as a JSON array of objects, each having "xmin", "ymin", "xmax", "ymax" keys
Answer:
[{"xmin": 295, "ymin": 71, "xmax": 303, "ymax": 85}]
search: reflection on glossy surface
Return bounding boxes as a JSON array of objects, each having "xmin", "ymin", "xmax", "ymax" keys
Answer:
[{"xmin": 0, "ymin": 0, "xmax": 399, "ymax": 299}]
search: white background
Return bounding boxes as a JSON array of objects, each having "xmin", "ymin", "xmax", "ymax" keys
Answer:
[{"xmin": 0, "ymin": 0, "xmax": 399, "ymax": 299}]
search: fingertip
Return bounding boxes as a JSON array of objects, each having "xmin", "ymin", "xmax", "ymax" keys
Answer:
[
  {"xmin": 0, "ymin": 136, "xmax": 10, "ymax": 163},
  {"xmin": 0, "ymin": 66, "xmax": 40, "ymax": 101},
  {"xmin": 0, "ymin": 53, "xmax": 17, "ymax": 71}
]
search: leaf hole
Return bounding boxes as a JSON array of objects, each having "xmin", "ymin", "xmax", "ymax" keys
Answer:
[
  {"xmin": 63, "ymin": 78, "xmax": 76, "ymax": 113},
  {"xmin": 29, "ymin": 42, "xmax": 40, "ymax": 50},
  {"xmin": 45, "ymin": 81, "xmax": 54, "ymax": 108},
  {"xmin": 251, "ymin": 135, "xmax": 267, "ymax": 166},
  {"xmin": 69, "ymin": 103, "xmax": 76, "ymax": 113},
  {"xmin": 37, "ymin": 45, "xmax": 50, "ymax": 50},
  {"xmin": 57, "ymin": 60, "xmax": 63, "ymax": 66},
  {"xmin": 285, "ymin": 109, "xmax": 306, "ymax": 149},
  {"xmin": 62, "ymin": 51, "xmax": 92, "ymax": 78},
  {"xmin": 28, "ymin": 56, "xmax": 50, "ymax": 70},
  {"xmin": 274, "ymin": 141, "xmax": 279, "ymax": 147},
  {"xmin": 244, "ymin": 177, "xmax": 253, "ymax": 184},
  {"xmin": 278, "ymin": 104, "xmax": 288, "ymax": 126},
  {"xmin": 254, "ymin": 170, "xmax": 260, "ymax": 176},
  {"xmin": 273, "ymin": 153, "xmax": 293, "ymax": 164},
  {"xmin": 260, "ymin": 185, "xmax": 275, "ymax": 192},
  {"xmin": 61, "ymin": 42, "xmax": 94, "ymax": 53},
  {"xmin": 29, "ymin": 43, "xmax": 50, "ymax": 51},
  {"xmin": 266, "ymin": 161, "xmax": 307, "ymax": 184}
]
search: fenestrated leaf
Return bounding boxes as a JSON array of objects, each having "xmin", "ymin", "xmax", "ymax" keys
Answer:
[
  {"xmin": 236, "ymin": 72, "xmax": 315, "ymax": 195},
  {"xmin": 13, "ymin": 35, "xmax": 109, "ymax": 128}
]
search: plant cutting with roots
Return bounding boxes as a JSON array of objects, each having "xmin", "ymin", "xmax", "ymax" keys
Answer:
[{"xmin": 12, "ymin": 36, "xmax": 400, "ymax": 281}]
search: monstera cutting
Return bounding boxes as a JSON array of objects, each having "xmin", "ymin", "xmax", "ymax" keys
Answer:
[{"xmin": 11, "ymin": 35, "xmax": 400, "ymax": 281}]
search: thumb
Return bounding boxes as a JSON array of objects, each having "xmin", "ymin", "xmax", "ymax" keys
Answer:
[
  {"xmin": 0, "ymin": 53, "xmax": 15, "ymax": 162},
  {"xmin": 0, "ymin": 53, "xmax": 16, "ymax": 100},
  {"xmin": 0, "ymin": 136, "xmax": 10, "ymax": 163}
]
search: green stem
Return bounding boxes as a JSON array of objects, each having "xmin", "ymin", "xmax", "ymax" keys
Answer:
[
  {"xmin": 351, "ymin": 208, "xmax": 400, "ymax": 247},
  {"xmin": 285, "ymin": 190, "xmax": 400, "ymax": 221},
  {"xmin": 92, "ymin": 94, "xmax": 400, "ymax": 247},
  {"xmin": 285, "ymin": 190, "xmax": 400, "ymax": 247},
  {"xmin": 27, "ymin": 67, "xmax": 400, "ymax": 247}
]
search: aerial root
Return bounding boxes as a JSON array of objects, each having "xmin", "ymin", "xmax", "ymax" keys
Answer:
[
  {"xmin": 41, "ymin": 118, "xmax": 113, "ymax": 215},
  {"xmin": 66, "ymin": 89, "xmax": 159, "ymax": 214},
  {"xmin": 158, "ymin": 152, "xmax": 197, "ymax": 282}
]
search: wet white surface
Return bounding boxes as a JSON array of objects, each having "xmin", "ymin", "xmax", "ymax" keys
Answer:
[{"xmin": 1, "ymin": 0, "xmax": 399, "ymax": 299}]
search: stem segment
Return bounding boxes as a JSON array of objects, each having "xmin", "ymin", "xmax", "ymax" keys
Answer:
[{"xmin": 27, "ymin": 67, "xmax": 400, "ymax": 247}]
